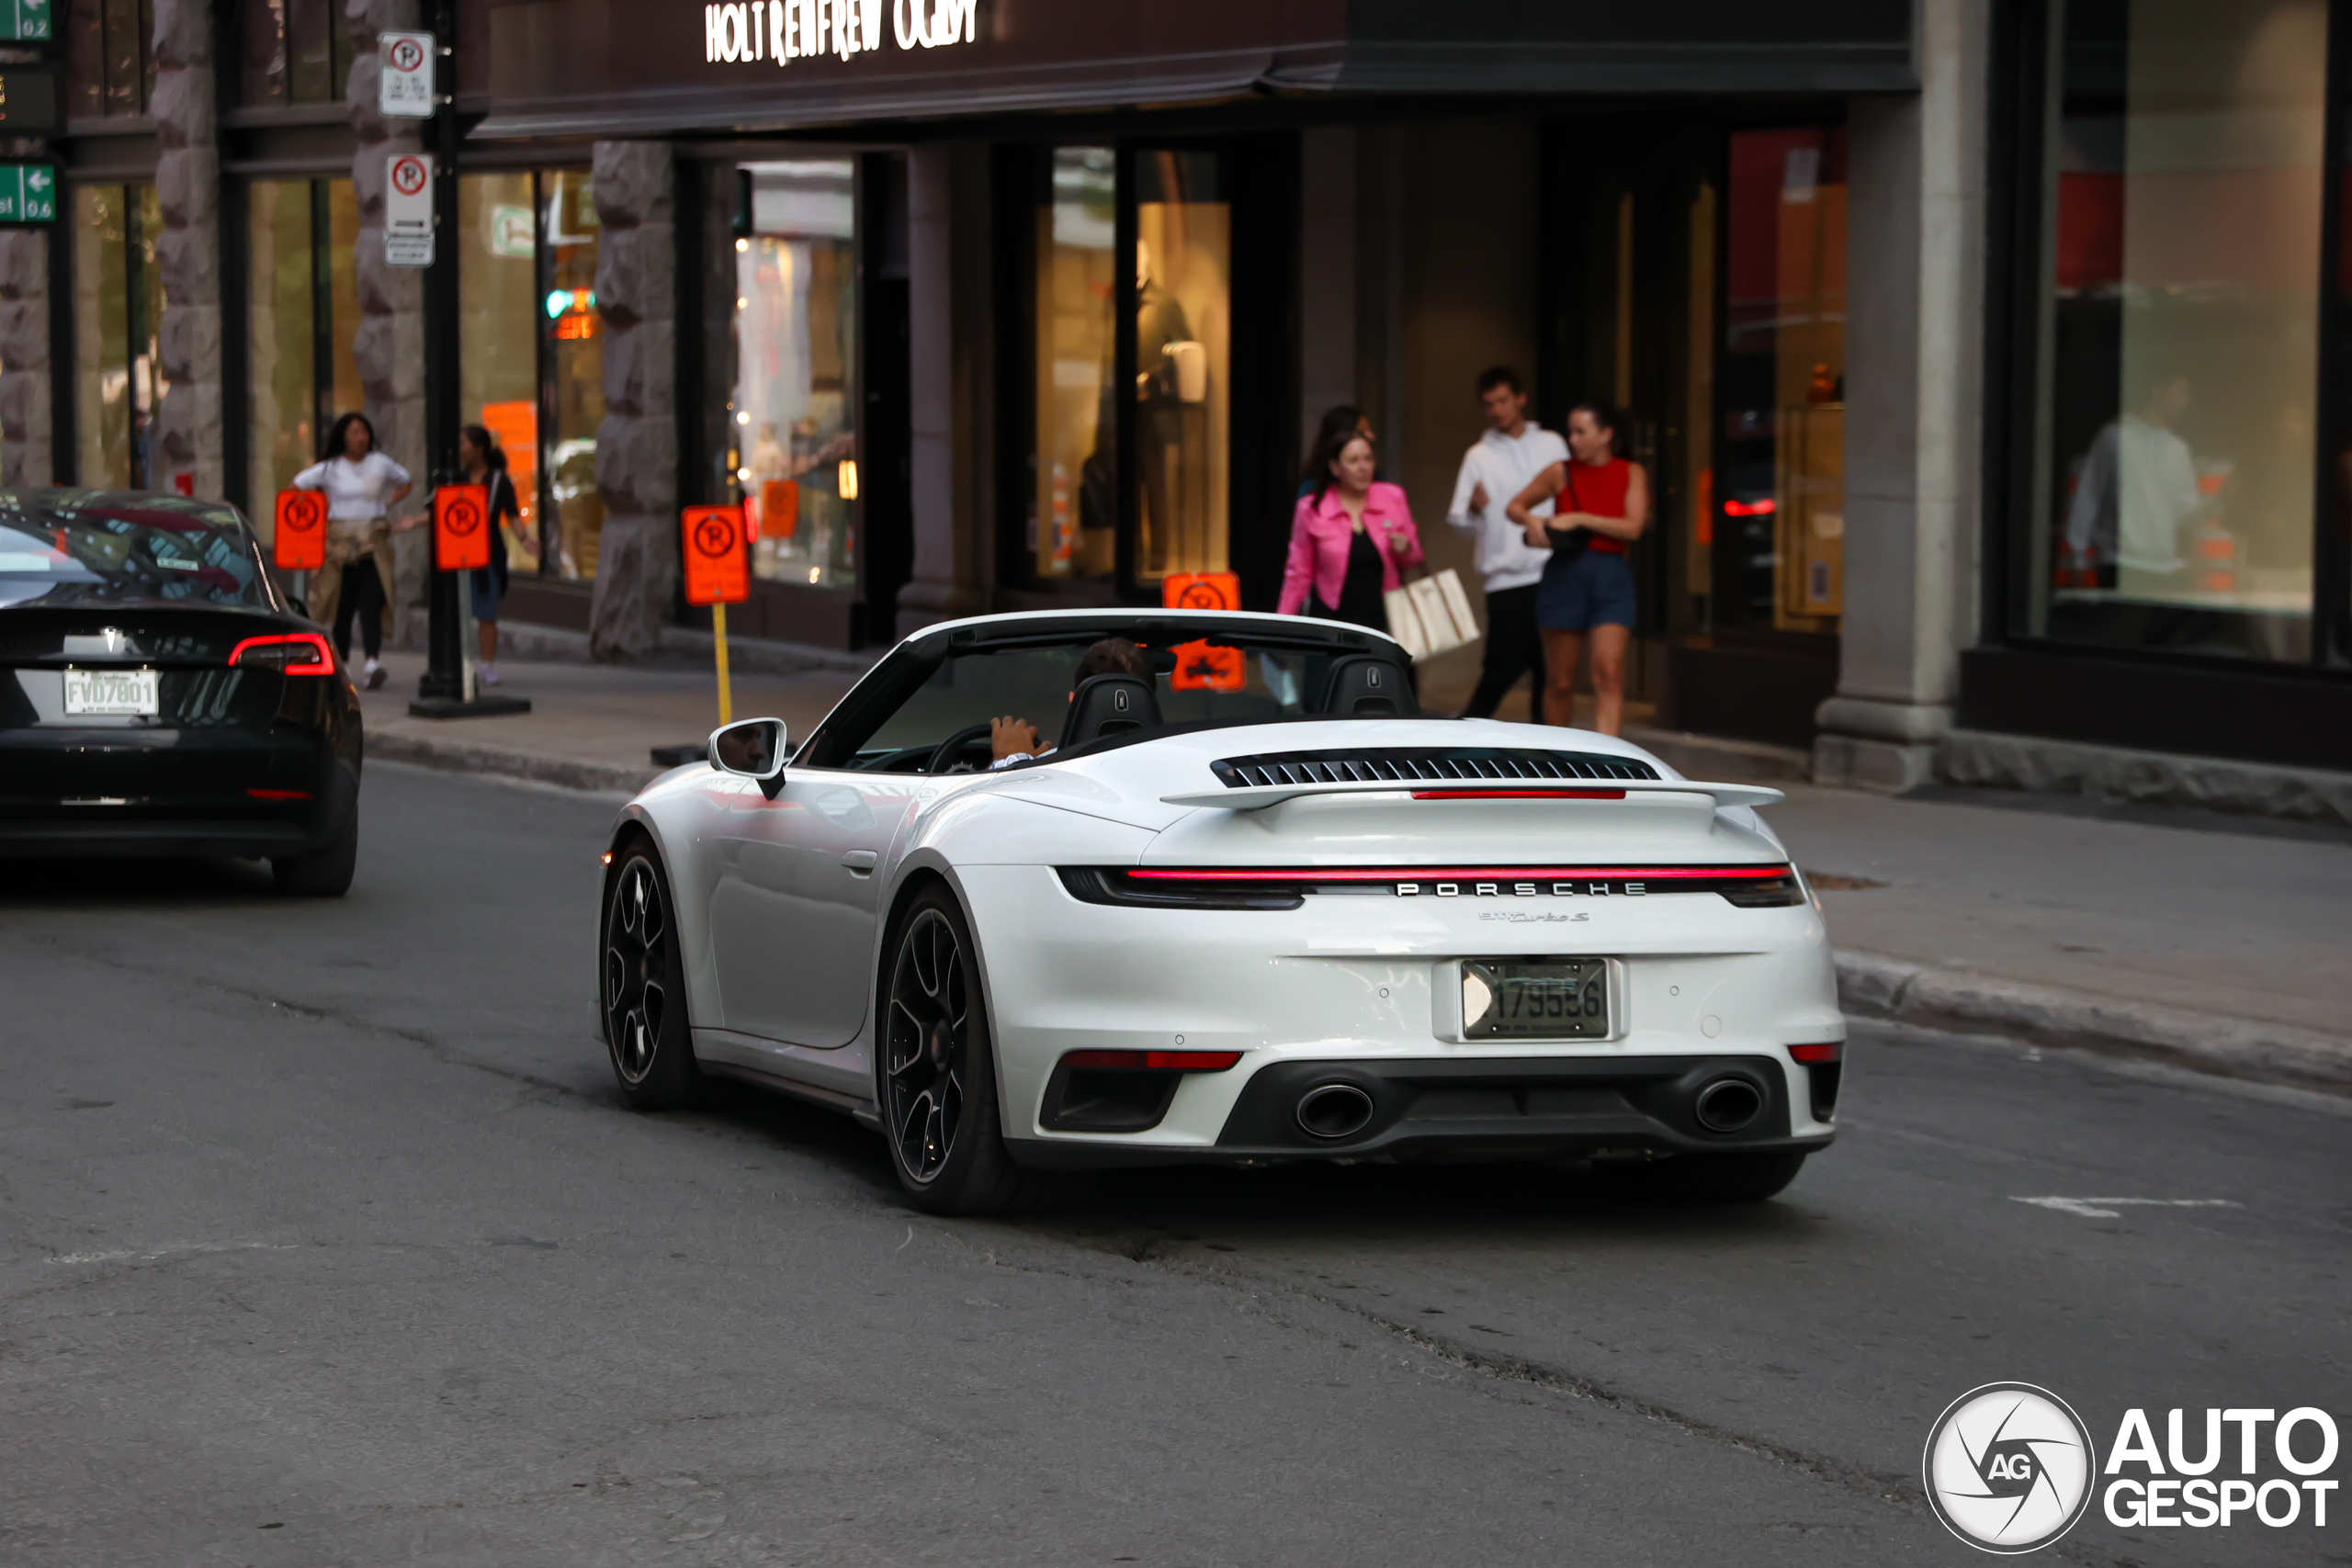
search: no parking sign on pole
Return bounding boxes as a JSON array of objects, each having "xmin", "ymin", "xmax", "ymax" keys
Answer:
[
  {"xmin": 682, "ymin": 504, "xmax": 748, "ymax": 724},
  {"xmin": 433, "ymin": 482, "xmax": 491, "ymax": 571},
  {"xmin": 273, "ymin": 489, "xmax": 327, "ymax": 570}
]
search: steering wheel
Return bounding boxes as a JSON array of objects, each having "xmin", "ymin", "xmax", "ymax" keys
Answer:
[{"xmin": 926, "ymin": 722, "xmax": 998, "ymax": 775}]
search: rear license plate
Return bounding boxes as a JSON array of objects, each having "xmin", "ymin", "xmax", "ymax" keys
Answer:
[
  {"xmin": 1462, "ymin": 958, "xmax": 1610, "ymax": 1039},
  {"xmin": 63, "ymin": 668, "xmax": 159, "ymax": 716}
]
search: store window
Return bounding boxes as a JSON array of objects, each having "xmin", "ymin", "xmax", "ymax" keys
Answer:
[
  {"xmin": 1015, "ymin": 145, "xmax": 1233, "ymax": 596},
  {"xmin": 237, "ymin": 0, "xmax": 352, "ymax": 107},
  {"xmin": 1715, "ymin": 127, "xmax": 1847, "ymax": 635},
  {"xmin": 543, "ymin": 170, "xmax": 604, "ymax": 581},
  {"xmin": 2017, "ymin": 0, "xmax": 2324, "ymax": 662},
  {"xmin": 727, "ymin": 159, "xmax": 858, "ymax": 591},
  {"xmin": 244, "ymin": 179, "xmax": 363, "ymax": 526},
  {"xmin": 64, "ymin": 0, "xmax": 155, "ymax": 118},
  {"xmin": 1028, "ymin": 146, "xmax": 1116, "ymax": 581},
  {"xmin": 72, "ymin": 185, "xmax": 164, "ymax": 490},
  {"xmin": 459, "ymin": 173, "xmax": 541, "ymax": 573},
  {"xmin": 1134, "ymin": 151, "xmax": 1230, "ymax": 583},
  {"xmin": 450, "ymin": 169, "xmax": 602, "ymax": 581}
]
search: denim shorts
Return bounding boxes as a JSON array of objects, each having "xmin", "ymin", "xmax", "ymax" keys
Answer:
[
  {"xmin": 1535, "ymin": 548, "xmax": 1636, "ymax": 632},
  {"xmin": 469, "ymin": 571, "xmax": 502, "ymax": 624}
]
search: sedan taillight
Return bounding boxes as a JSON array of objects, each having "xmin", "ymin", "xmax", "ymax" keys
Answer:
[{"xmin": 228, "ymin": 632, "xmax": 335, "ymax": 675}]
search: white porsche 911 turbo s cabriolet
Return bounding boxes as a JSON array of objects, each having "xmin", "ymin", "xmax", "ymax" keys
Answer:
[{"xmin": 597, "ymin": 608, "xmax": 1844, "ymax": 1214}]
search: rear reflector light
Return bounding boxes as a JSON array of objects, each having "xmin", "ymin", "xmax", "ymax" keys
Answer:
[
  {"xmin": 228, "ymin": 632, "xmax": 334, "ymax": 674},
  {"xmin": 1057, "ymin": 1049, "xmax": 1241, "ymax": 1072},
  {"xmin": 246, "ymin": 788, "xmax": 311, "ymax": 801},
  {"xmin": 1410, "ymin": 789, "xmax": 1625, "ymax": 801},
  {"xmin": 1789, "ymin": 1042, "xmax": 1842, "ymax": 1064}
]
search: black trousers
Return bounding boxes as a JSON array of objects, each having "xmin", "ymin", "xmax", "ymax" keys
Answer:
[
  {"xmin": 1462, "ymin": 582, "xmax": 1545, "ymax": 718},
  {"xmin": 333, "ymin": 558, "xmax": 387, "ymax": 662}
]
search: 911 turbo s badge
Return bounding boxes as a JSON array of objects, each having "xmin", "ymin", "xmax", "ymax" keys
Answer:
[{"xmin": 1396, "ymin": 879, "xmax": 1650, "ymax": 897}]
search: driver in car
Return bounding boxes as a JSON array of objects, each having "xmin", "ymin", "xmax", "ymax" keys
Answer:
[{"xmin": 989, "ymin": 637, "xmax": 1156, "ymax": 768}]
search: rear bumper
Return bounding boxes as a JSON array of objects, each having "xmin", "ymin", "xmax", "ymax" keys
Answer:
[
  {"xmin": 955, "ymin": 863, "xmax": 1846, "ymax": 1170},
  {"xmin": 1010, "ymin": 1053, "xmax": 1836, "ymax": 1169},
  {"xmin": 0, "ymin": 728, "xmax": 358, "ymax": 860}
]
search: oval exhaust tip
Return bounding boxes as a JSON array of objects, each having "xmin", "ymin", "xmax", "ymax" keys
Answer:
[
  {"xmin": 1693, "ymin": 1076, "xmax": 1765, "ymax": 1134},
  {"xmin": 1296, "ymin": 1082, "xmax": 1376, "ymax": 1140}
]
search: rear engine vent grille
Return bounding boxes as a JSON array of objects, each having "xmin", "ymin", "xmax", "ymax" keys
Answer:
[{"xmin": 1209, "ymin": 748, "xmax": 1661, "ymax": 789}]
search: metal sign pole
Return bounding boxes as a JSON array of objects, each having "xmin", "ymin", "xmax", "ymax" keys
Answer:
[{"xmin": 414, "ymin": 0, "xmax": 463, "ymax": 705}]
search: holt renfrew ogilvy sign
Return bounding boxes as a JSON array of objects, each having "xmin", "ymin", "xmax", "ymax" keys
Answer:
[{"xmin": 701, "ymin": 0, "xmax": 975, "ymax": 65}]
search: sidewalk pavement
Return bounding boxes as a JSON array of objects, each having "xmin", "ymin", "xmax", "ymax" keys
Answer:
[{"xmin": 356, "ymin": 648, "xmax": 2352, "ymax": 1096}]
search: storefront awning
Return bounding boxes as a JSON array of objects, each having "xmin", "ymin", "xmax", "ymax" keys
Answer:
[{"xmin": 471, "ymin": 0, "xmax": 1914, "ymax": 141}]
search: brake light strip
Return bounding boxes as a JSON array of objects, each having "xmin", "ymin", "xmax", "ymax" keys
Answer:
[{"xmin": 1125, "ymin": 864, "xmax": 1793, "ymax": 883}]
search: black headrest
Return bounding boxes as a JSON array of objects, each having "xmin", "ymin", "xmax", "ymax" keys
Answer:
[
  {"xmin": 1059, "ymin": 674, "xmax": 1161, "ymax": 752},
  {"xmin": 1319, "ymin": 655, "xmax": 1416, "ymax": 716}
]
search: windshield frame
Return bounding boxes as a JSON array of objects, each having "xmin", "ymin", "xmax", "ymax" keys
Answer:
[{"xmin": 796, "ymin": 614, "xmax": 1417, "ymax": 773}]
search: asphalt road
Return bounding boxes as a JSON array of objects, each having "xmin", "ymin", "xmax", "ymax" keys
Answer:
[{"xmin": 1, "ymin": 762, "xmax": 2344, "ymax": 1567}]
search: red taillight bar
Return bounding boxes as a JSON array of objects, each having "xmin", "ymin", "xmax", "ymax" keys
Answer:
[
  {"xmin": 1125, "ymin": 864, "xmax": 1793, "ymax": 884},
  {"xmin": 1059, "ymin": 1049, "xmax": 1242, "ymax": 1072},
  {"xmin": 1789, "ymin": 1042, "xmax": 1842, "ymax": 1064},
  {"xmin": 1410, "ymin": 789, "xmax": 1625, "ymax": 801},
  {"xmin": 227, "ymin": 632, "xmax": 335, "ymax": 675},
  {"xmin": 246, "ymin": 788, "xmax": 311, "ymax": 801}
]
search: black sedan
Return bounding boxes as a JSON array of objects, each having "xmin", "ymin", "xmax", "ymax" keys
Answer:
[{"xmin": 0, "ymin": 489, "xmax": 364, "ymax": 895}]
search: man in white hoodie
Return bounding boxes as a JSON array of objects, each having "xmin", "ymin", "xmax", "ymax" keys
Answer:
[{"xmin": 1446, "ymin": 367, "xmax": 1567, "ymax": 718}]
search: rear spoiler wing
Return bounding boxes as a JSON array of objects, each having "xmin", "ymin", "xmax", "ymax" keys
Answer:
[{"xmin": 1161, "ymin": 778, "xmax": 1785, "ymax": 812}]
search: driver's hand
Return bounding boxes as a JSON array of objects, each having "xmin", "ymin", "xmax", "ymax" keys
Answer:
[{"xmin": 990, "ymin": 716, "xmax": 1041, "ymax": 762}]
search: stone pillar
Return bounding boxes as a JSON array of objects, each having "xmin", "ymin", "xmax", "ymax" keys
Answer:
[
  {"xmin": 0, "ymin": 230, "xmax": 50, "ymax": 485},
  {"xmin": 349, "ymin": 0, "xmax": 429, "ymax": 640},
  {"xmin": 895, "ymin": 142, "xmax": 985, "ymax": 637},
  {"xmin": 1812, "ymin": 0, "xmax": 1990, "ymax": 790},
  {"xmin": 589, "ymin": 141, "xmax": 678, "ymax": 661},
  {"xmin": 151, "ymin": 0, "xmax": 222, "ymax": 499}
]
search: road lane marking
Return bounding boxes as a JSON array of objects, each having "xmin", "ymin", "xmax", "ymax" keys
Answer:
[
  {"xmin": 46, "ymin": 1240, "xmax": 296, "ymax": 1265},
  {"xmin": 2012, "ymin": 1197, "xmax": 2240, "ymax": 1220}
]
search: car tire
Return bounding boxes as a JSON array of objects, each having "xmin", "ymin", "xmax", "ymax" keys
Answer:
[
  {"xmin": 602, "ymin": 844, "xmax": 702, "ymax": 1111},
  {"xmin": 1603, "ymin": 1150, "xmax": 1808, "ymax": 1203},
  {"xmin": 877, "ymin": 883, "xmax": 1077, "ymax": 1216},
  {"xmin": 270, "ymin": 807, "xmax": 357, "ymax": 897}
]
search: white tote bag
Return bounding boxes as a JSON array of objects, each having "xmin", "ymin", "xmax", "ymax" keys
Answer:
[{"xmin": 1385, "ymin": 570, "xmax": 1475, "ymax": 661}]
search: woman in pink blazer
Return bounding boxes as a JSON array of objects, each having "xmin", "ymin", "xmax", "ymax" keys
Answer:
[{"xmin": 1278, "ymin": 428, "xmax": 1423, "ymax": 627}]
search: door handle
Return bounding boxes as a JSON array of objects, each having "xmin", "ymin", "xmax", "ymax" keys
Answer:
[{"xmin": 842, "ymin": 850, "xmax": 878, "ymax": 874}]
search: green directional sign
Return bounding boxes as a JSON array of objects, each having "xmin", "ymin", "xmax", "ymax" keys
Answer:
[
  {"xmin": 0, "ymin": 164, "xmax": 57, "ymax": 224},
  {"xmin": 0, "ymin": 0, "xmax": 51, "ymax": 42}
]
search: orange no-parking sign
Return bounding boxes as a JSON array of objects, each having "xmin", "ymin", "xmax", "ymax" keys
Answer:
[
  {"xmin": 273, "ymin": 489, "xmax": 327, "ymax": 570},
  {"xmin": 1161, "ymin": 570, "xmax": 1240, "ymax": 612},
  {"xmin": 682, "ymin": 504, "xmax": 750, "ymax": 605},
  {"xmin": 433, "ymin": 483, "xmax": 492, "ymax": 571}
]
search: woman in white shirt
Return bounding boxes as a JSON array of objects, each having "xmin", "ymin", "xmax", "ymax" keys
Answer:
[{"xmin": 293, "ymin": 413, "xmax": 416, "ymax": 688}]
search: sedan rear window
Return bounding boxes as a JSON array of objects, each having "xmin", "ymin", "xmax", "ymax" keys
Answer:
[{"xmin": 0, "ymin": 495, "xmax": 269, "ymax": 610}]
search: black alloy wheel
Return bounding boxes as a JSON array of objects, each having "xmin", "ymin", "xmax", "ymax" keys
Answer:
[
  {"xmin": 602, "ymin": 846, "xmax": 700, "ymax": 1109},
  {"xmin": 877, "ymin": 884, "xmax": 1077, "ymax": 1215}
]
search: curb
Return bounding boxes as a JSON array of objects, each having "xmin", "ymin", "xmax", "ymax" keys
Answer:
[
  {"xmin": 368, "ymin": 730, "xmax": 655, "ymax": 795},
  {"xmin": 1836, "ymin": 950, "xmax": 2352, "ymax": 1097}
]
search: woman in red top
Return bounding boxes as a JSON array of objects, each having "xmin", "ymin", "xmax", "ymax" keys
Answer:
[
  {"xmin": 1278, "ymin": 427, "xmax": 1424, "ymax": 628},
  {"xmin": 1505, "ymin": 401, "xmax": 1649, "ymax": 734}
]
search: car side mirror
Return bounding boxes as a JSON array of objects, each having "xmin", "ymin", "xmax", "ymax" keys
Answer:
[{"xmin": 710, "ymin": 716, "xmax": 787, "ymax": 799}]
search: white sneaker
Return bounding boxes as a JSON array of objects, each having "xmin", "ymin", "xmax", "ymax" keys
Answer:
[
  {"xmin": 478, "ymin": 664, "xmax": 501, "ymax": 687},
  {"xmin": 363, "ymin": 658, "xmax": 386, "ymax": 691}
]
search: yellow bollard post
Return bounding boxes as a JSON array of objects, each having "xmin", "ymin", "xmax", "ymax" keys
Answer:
[{"xmin": 712, "ymin": 600, "xmax": 733, "ymax": 726}]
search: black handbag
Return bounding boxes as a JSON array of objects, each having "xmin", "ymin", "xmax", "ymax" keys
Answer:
[{"xmin": 1544, "ymin": 464, "xmax": 1589, "ymax": 561}]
